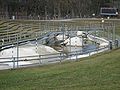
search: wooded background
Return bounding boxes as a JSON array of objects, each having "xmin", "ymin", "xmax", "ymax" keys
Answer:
[{"xmin": 0, "ymin": 0, "xmax": 120, "ymax": 19}]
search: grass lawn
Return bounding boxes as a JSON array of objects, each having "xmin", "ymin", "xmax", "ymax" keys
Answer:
[{"xmin": 0, "ymin": 48, "xmax": 120, "ymax": 90}]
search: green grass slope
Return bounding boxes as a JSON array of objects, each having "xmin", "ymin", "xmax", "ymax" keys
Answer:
[{"xmin": 0, "ymin": 49, "xmax": 120, "ymax": 90}]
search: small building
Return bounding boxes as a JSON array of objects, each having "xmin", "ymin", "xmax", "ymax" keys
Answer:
[{"xmin": 100, "ymin": 7, "xmax": 119, "ymax": 17}]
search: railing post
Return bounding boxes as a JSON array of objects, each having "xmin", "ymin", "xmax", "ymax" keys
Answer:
[
  {"xmin": 115, "ymin": 39, "xmax": 118, "ymax": 48},
  {"xmin": 13, "ymin": 57, "xmax": 15, "ymax": 69},
  {"xmin": 89, "ymin": 50, "xmax": 90, "ymax": 56},
  {"xmin": 97, "ymin": 47, "xmax": 99, "ymax": 53},
  {"xmin": 69, "ymin": 52, "xmax": 71, "ymax": 61},
  {"xmin": 109, "ymin": 41, "xmax": 112, "ymax": 50},
  {"xmin": 60, "ymin": 53, "xmax": 62, "ymax": 63},
  {"xmin": 76, "ymin": 51, "xmax": 77, "ymax": 61},
  {"xmin": 39, "ymin": 55, "xmax": 42, "ymax": 65}
]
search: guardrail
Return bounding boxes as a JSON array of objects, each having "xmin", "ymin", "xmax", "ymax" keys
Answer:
[{"xmin": 0, "ymin": 46, "xmax": 109, "ymax": 70}]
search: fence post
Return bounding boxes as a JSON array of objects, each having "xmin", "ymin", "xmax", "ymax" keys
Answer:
[
  {"xmin": 109, "ymin": 41, "xmax": 112, "ymax": 50},
  {"xmin": 115, "ymin": 39, "xmax": 118, "ymax": 48},
  {"xmin": 69, "ymin": 52, "xmax": 71, "ymax": 61},
  {"xmin": 76, "ymin": 51, "xmax": 78, "ymax": 61},
  {"xmin": 13, "ymin": 57, "xmax": 15, "ymax": 69},
  {"xmin": 89, "ymin": 50, "xmax": 90, "ymax": 56},
  {"xmin": 96, "ymin": 48, "xmax": 98, "ymax": 53},
  {"xmin": 39, "ymin": 55, "xmax": 42, "ymax": 65},
  {"xmin": 60, "ymin": 53, "xmax": 62, "ymax": 63}
]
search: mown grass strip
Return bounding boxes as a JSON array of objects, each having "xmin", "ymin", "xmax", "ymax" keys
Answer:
[{"xmin": 0, "ymin": 48, "xmax": 120, "ymax": 90}]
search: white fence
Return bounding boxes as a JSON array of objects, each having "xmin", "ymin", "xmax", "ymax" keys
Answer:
[{"xmin": 0, "ymin": 46, "xmax": 109, "ymax": 70}]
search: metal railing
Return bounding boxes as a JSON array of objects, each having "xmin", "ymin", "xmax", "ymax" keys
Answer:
[{"xmin": 0, "ymin": 46, "xmax": 109, "ymax": 70}]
